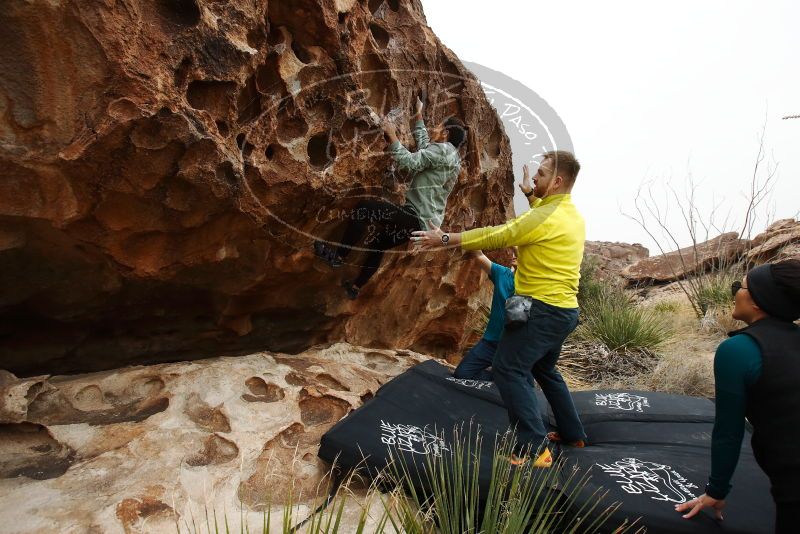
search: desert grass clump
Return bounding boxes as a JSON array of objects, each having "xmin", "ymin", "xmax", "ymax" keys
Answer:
[
  {"xmin": 693, "ymin": 269, "xmax": 740, "ymax": 316},
  {"xmin": 381, "ymin": 427, "xmax": 634, "ymax": 534},
  {"xmin": 577, "ymin": 276, "xmax": 673, "ymax": 353},
  {"xmin": 651, "ymin": 299, "xmax": 681, "ymax": 314}
]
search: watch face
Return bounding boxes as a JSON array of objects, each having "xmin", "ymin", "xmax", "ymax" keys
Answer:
[{"xmin": 442, "ymin": 234, "xmax": 449, "ymax": 243}]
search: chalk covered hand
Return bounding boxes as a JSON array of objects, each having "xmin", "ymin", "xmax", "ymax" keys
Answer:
[
  {"xmin": 411, "ymin": 227, "xmax": 451, "ymax": 250},
  {"xmin": 414, "ymin": 97, "xmax": 424, "ymax": 118},
  {"xmin": 674, "ymin": 494, "xmax": 726, "ymax": 521}
]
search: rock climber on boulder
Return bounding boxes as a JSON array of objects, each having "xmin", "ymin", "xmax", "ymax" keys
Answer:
[{"xmin": 314, "ymin": 96, "xmax": 466, "ymax": 300}]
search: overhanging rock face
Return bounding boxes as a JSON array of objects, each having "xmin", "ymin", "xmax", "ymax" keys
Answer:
[{"xmin": 0, "ymin": 0, "xmax": 514, "ymax": 375}]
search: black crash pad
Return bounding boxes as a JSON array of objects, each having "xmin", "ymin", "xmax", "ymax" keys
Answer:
[
  {"xmin": 319, "ymin": 361, "xmax": 775, "ymax": 533},
  {"xmin": 549, "ymin": 389, "xmax": 716, "ymax": 425}
]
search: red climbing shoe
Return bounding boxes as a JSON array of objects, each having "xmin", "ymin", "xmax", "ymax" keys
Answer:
[{"xmin": 547, "ymin": 431, "xmax": 586, "ymax": 448}]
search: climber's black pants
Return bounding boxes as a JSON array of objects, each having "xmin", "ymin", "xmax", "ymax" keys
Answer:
[{"xmin": 335, "ymin": 198, "xmax": 422, "ymax": 288}]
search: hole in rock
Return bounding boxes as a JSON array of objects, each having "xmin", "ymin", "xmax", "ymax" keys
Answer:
[
  {"xmin": 298, "ymin": 393, "xmax": 350, "ymax": 426},
  {"xmin": 215, "ymin": 120, "xmax": 229, "ymax": 136},
  {"xmin": 215, "ymin": 161, "xmax": 239, "ymax": 189},
  {"xmin": 243, "ymin": 142, "xmax": 255, "ymax": 159},
  {"xmin": 266, "ymin": 21, "xmax": 285, "ymax": 46},
  {"xmin": 242, "ymin": 376, "xmax": 286, "ymax": 403},
  {"xmin": 387, "ymin": 0, "xmax": 400, "ymax": 11},
  {"xmin": 368, "ymin": 0, "xmax": 383, "ymax": 14},
  {"xmin": 247, "ymin": 27, "xmax": 266, "ymax": 50},
  {"xmin": 174, "ymin": 57, "xmax": 193, "ymax": 87},
  {"xmin": 186, "ymin": 80, "xmax": 237, "ymax": 119},
  {"xmin": 307, "ymin": 133, "xmax": 336, "ymax": 170},
  {"xmin": 157, "ymin": 0, "xmax": 201, "ymax": 26},
  {"xmin": 236, "ymin": 133, "xmax": 246, "ymax": 149},
  {"xmin": 184, "ymin": 393, "xmax": 231, "ymax": 433},
  {"xmin": 277, "ymin": 110, "xmax": 308, "ymax": 143},
  {"xmin": 27, "ymin": 384, "xmax": 170, "ymax": 426},
  {"xmin": 360, "ymin": 392, "xmax": 374, "ymax": 404},
  {"xmin": 236, "ymin": 75, "xmax": 262, "ymax": 123},
  {"xmin": 276, "ymin": 422, "xmax": 306, "ymax": 448},
  {"xmin": 338, "ymin": 12, "xmax": 347, "ymax": 24},
  {"xmin": 306, "ymin": 99, "xmax": 334, "ymax": 122},
  {"xmin": 340, "ymin": 119, "xmax": 377, "ymax": 142},
  {"xmin": 246, "ymin": 377, "xmax": 267, "ymax": 396},
  {"xmin": 255, "ymin": 55, "xmax": 285, "ymax": 95},
  {"xmin": 291, "ymin": 41, "xmax": 312, "ymax": 64},
  {"xmin": 485, "ymin": 126, "xmax": 502, "ymax": 157},
  {"xmin": 129, "ymin": 377, "xmax": 166, "ymax": 399},
  {"xmin": 244, "ymin": 164, "xmax": 268, "ymax": 201},
  {"xmin": 74, "ymin": 385, "xmax": 106, "ymax": 411},
  {"xmin": 365, "ymin": 351, "xmax": 398, "ymax": 364},
  {"xmin": 285, "ymin": 371, "xmax": 308, "ymax": 387},
  {"xmin": 0, "ymin": 423, "xmax": 75, "ymax": 480},
  {"xmin": 359, "ymin": 54, "xmax": 395, "ymax": 115},
  {"xmin": 369, "ymin": 23, "xmax": 390, "ymax": 48},
  {"xmin": 264, "ymin": 144, "xmax": 277, "ymax": 160},
  {"xmin": 470, "ymin": 187, "xmax": 486, "ymax": 212},
  {"xmin": 186, "ymin": 434, "xmax": 239, "ymax": 466},
  {"xmin": 315, "ymin": 373, "xmax": 350, "ymax": 392}
]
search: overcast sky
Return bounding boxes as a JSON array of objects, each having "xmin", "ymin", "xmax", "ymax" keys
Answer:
[{"xmin": 423, "ymin": 0, "xmax": 799, "ymax": 253}]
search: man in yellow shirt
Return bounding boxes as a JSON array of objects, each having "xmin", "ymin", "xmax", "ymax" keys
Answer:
[{"xmin": 412, "ymin": 151, "xmax": 586, "ymax": 465}]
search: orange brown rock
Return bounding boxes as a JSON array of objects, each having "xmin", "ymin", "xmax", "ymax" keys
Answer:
[{"xmin": 0, "ymin": 0, "xmax": 513, "ymax": 376}]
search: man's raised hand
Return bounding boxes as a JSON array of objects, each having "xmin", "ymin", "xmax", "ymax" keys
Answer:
[
  {"xmin": 382, "ymin": 119, "xmax": 398, "ymax": 143},
  {"xmin": 413, "ymin": 97, "xmax": 424, "ymax": 120},
  {"xmin": 519, "ymin": 164, "xmax": 533, "ymax": 195}
]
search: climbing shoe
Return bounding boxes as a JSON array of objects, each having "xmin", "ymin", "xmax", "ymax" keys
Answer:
[
  {"xmin": 342, "ymin": 279, "xmax": 360, "ymax": 300},
  {"xmin": 313, "ymin": 240, "xmax": 343, "ymax": 268},
  {"xmin": 547, "ymin": 431, "xmax": 586, "ymax": 448},
  {"xmin": 532, "ymin": 447, "xmax": 553, "ymax": 468},
  {"xmin": 505, "ymin": 447, "xmax": 553, "ymax": 468},
  {"xmin": 508, "ymin": 453, "xmax": 529, "ymax": 467}
]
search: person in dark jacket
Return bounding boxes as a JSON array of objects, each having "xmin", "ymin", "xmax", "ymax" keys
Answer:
[{"xmin": 675, "ymin": 259, "xmax": 800, "ymax": 533}]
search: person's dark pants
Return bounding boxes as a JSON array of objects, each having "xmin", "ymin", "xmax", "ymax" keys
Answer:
[
  {"xmin": 454, "ymin": 338, "xmax": 498, "ymax": 381},
  {"xmin": 776, "ymin": 500, "xmax": 799, "ymax": 534},
  {"xmin": 492, "ymin": 297, "xmax": 585, "ymax": 455},
  {"xmin": 335, "ymin": 198, "xmax": 422, "ymax": 288}
]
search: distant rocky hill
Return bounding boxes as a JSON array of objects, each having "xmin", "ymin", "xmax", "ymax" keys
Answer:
[{"xmin": 619, "ymin": 218, "xmax": 800, "ymax": 285}]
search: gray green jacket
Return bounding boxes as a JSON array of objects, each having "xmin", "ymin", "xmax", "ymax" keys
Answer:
[{"xmin": 389, "ymin": 120, "xmax": 461, "ymax": 230}]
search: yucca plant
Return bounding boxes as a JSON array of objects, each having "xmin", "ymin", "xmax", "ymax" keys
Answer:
[
  {"xmin": 693, "ymin": 268, "xmax": 739, "ymax": 316},
  {"xmin": 577, "ymin": 287, "xmax": 673, "ymax": 352},
  {"xmin": 380, "ymin": 426, "xmax": 633, "ymax": 534},
  {"xmin": 173, "ymin": 429, "xmax": 637, "ymax": 533}
]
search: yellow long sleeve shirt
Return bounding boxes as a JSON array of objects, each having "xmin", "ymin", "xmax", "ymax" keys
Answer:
[{"xmin": 460, "ymin": 193, "xmax": 584, "ymax": 308}]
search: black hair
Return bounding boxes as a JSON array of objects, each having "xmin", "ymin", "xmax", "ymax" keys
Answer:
[
  {"xmin": 444, "ymin": 117, "xmax": 467, "ymax": 149},
  {"xmin": 772, "ymin": 259, "xmax": 800, "ymax": 298}
]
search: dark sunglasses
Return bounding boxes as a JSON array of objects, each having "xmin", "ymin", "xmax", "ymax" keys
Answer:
[{"xmin": 731, "ymin": 281, "xmax": 744, "ymax": 297}]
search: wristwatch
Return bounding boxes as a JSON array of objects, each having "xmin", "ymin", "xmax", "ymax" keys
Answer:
[
  {"xmin": 441, "ymin": 233, "xmax": 450, "ymax": 245},
  {"xmin": 523, "ymin": 188, "xmax": 535, "ymax": 198}
]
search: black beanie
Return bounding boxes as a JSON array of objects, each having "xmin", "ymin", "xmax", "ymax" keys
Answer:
[{"xmin": 747, "ymin": 263, "xmax": 800, "ymax": 322}]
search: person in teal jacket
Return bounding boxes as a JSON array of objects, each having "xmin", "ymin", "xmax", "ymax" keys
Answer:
[
  {"xmin": 675, "ymin": 259, "xmax": 800, "ymax": 533},
  {"xmin": 314, "ymin": 97, "xmax": 465, "ymax": 299},
  {"xmin": 454, "ymin": 248, "xmax": 517, "ymax": 381}
]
